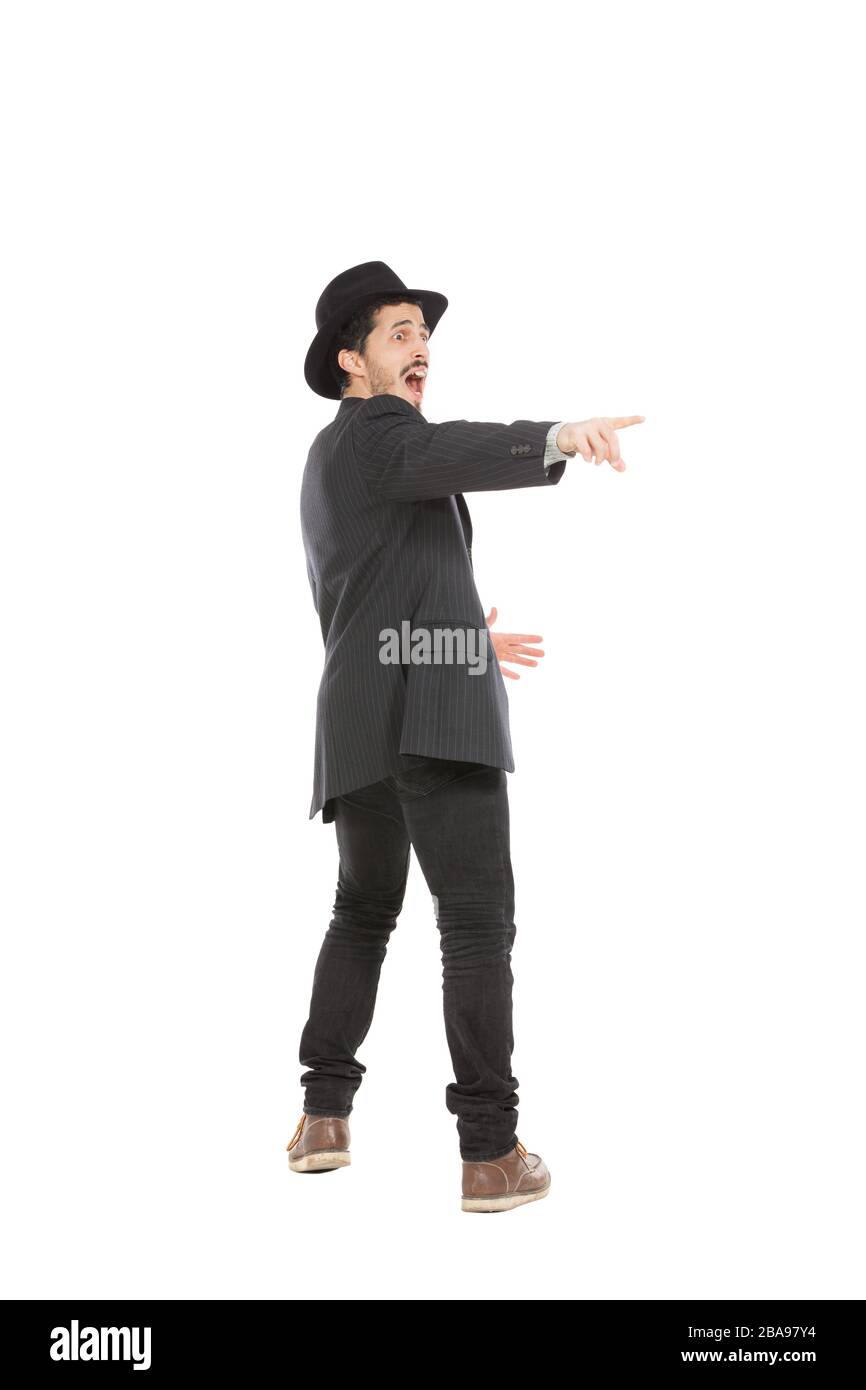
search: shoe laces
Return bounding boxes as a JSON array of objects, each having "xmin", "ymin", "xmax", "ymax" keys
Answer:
[
  {"xmin": 286, "ymin": 1114, "xmax": 307, "ymax": 1151},
  {"xmin": 515, "ymin": 1139, "xmax": 528, "ymax": 1158}
]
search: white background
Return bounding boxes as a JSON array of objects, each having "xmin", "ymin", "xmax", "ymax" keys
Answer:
[{"xmin": 1, "ymin": 0, "xmax": 863, "ymax": 1300}]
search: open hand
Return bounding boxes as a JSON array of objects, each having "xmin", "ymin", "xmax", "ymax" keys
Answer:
[{"xmin": 485, "ymin": 606, "xmax": 545, "ymax": 681}]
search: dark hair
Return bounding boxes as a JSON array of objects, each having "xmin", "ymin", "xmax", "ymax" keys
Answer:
[{"xmin": 333, "ymin": 294, "xmax": 425, "ymax": 397}]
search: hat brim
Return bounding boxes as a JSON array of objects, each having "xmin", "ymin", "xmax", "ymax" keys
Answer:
[{"xmin": 304, "ymin": 286, "xmax": 449, "ymax": 400}]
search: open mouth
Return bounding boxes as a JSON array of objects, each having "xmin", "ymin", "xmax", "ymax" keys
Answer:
[{"xmin": 404, "ymin": 372, "xmax": 425, "ymax": 401}]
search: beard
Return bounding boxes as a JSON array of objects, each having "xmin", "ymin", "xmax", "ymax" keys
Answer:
[{"xmin": 368, "ymin": 359, "xmax": 418, "ymax": 407}]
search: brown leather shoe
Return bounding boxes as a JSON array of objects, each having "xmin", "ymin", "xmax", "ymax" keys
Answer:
[
  {"xmin": 461, "ymin": 1138, "xmax": 551, "ymax": 1212},
  {"xmin": 286, "ymin": 1112, "xmax": 351, "ymax": 1173}
]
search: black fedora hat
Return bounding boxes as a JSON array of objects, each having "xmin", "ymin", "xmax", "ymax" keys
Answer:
[{"xmin": 304, "ymin": 260, "xmax": 448, "ymax": 400}]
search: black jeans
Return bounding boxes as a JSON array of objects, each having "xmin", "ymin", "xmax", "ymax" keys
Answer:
[{"xmin": 298, "ymin": 755, "xmax": 520, "ymax": 1162}]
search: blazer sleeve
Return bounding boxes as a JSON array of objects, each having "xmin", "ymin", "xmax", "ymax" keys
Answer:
[{"xmin": 351, "ymin": 392, "xmax": 568, "ymax": 501}]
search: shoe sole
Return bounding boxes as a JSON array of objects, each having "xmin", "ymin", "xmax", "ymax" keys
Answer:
[
  {"xmin": 461, "ymin": 1178, "xmax": 551, "ymax": 1212},
  {"xmin": 288, "ymin": 1150, "xmax": 351, "ymax": 1173}
]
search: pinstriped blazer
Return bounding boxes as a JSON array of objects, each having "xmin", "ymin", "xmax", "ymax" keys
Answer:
[{"xmin": 300, "ymin": 392, "xmax": 567, "ymax": 822}]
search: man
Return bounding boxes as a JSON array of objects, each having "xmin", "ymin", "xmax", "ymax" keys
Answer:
[{"xmin": 288, "ymin": 261, "xmax": 643, "ymax": 1212}]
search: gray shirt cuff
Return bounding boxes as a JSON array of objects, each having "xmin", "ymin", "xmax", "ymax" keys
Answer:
[{"xmin": 543, "ymin": 421, "xmax": 571, "ymax": 475}]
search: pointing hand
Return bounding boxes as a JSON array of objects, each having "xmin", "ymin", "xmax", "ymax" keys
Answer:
[{"xmin": 555, "ymin": 415, "xmax": 645, "ymax": 472}]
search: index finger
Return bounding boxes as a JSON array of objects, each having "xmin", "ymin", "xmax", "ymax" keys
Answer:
[{"xmin": 609, "ymin": 415, "xmax": 645, "ymax": 429}]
